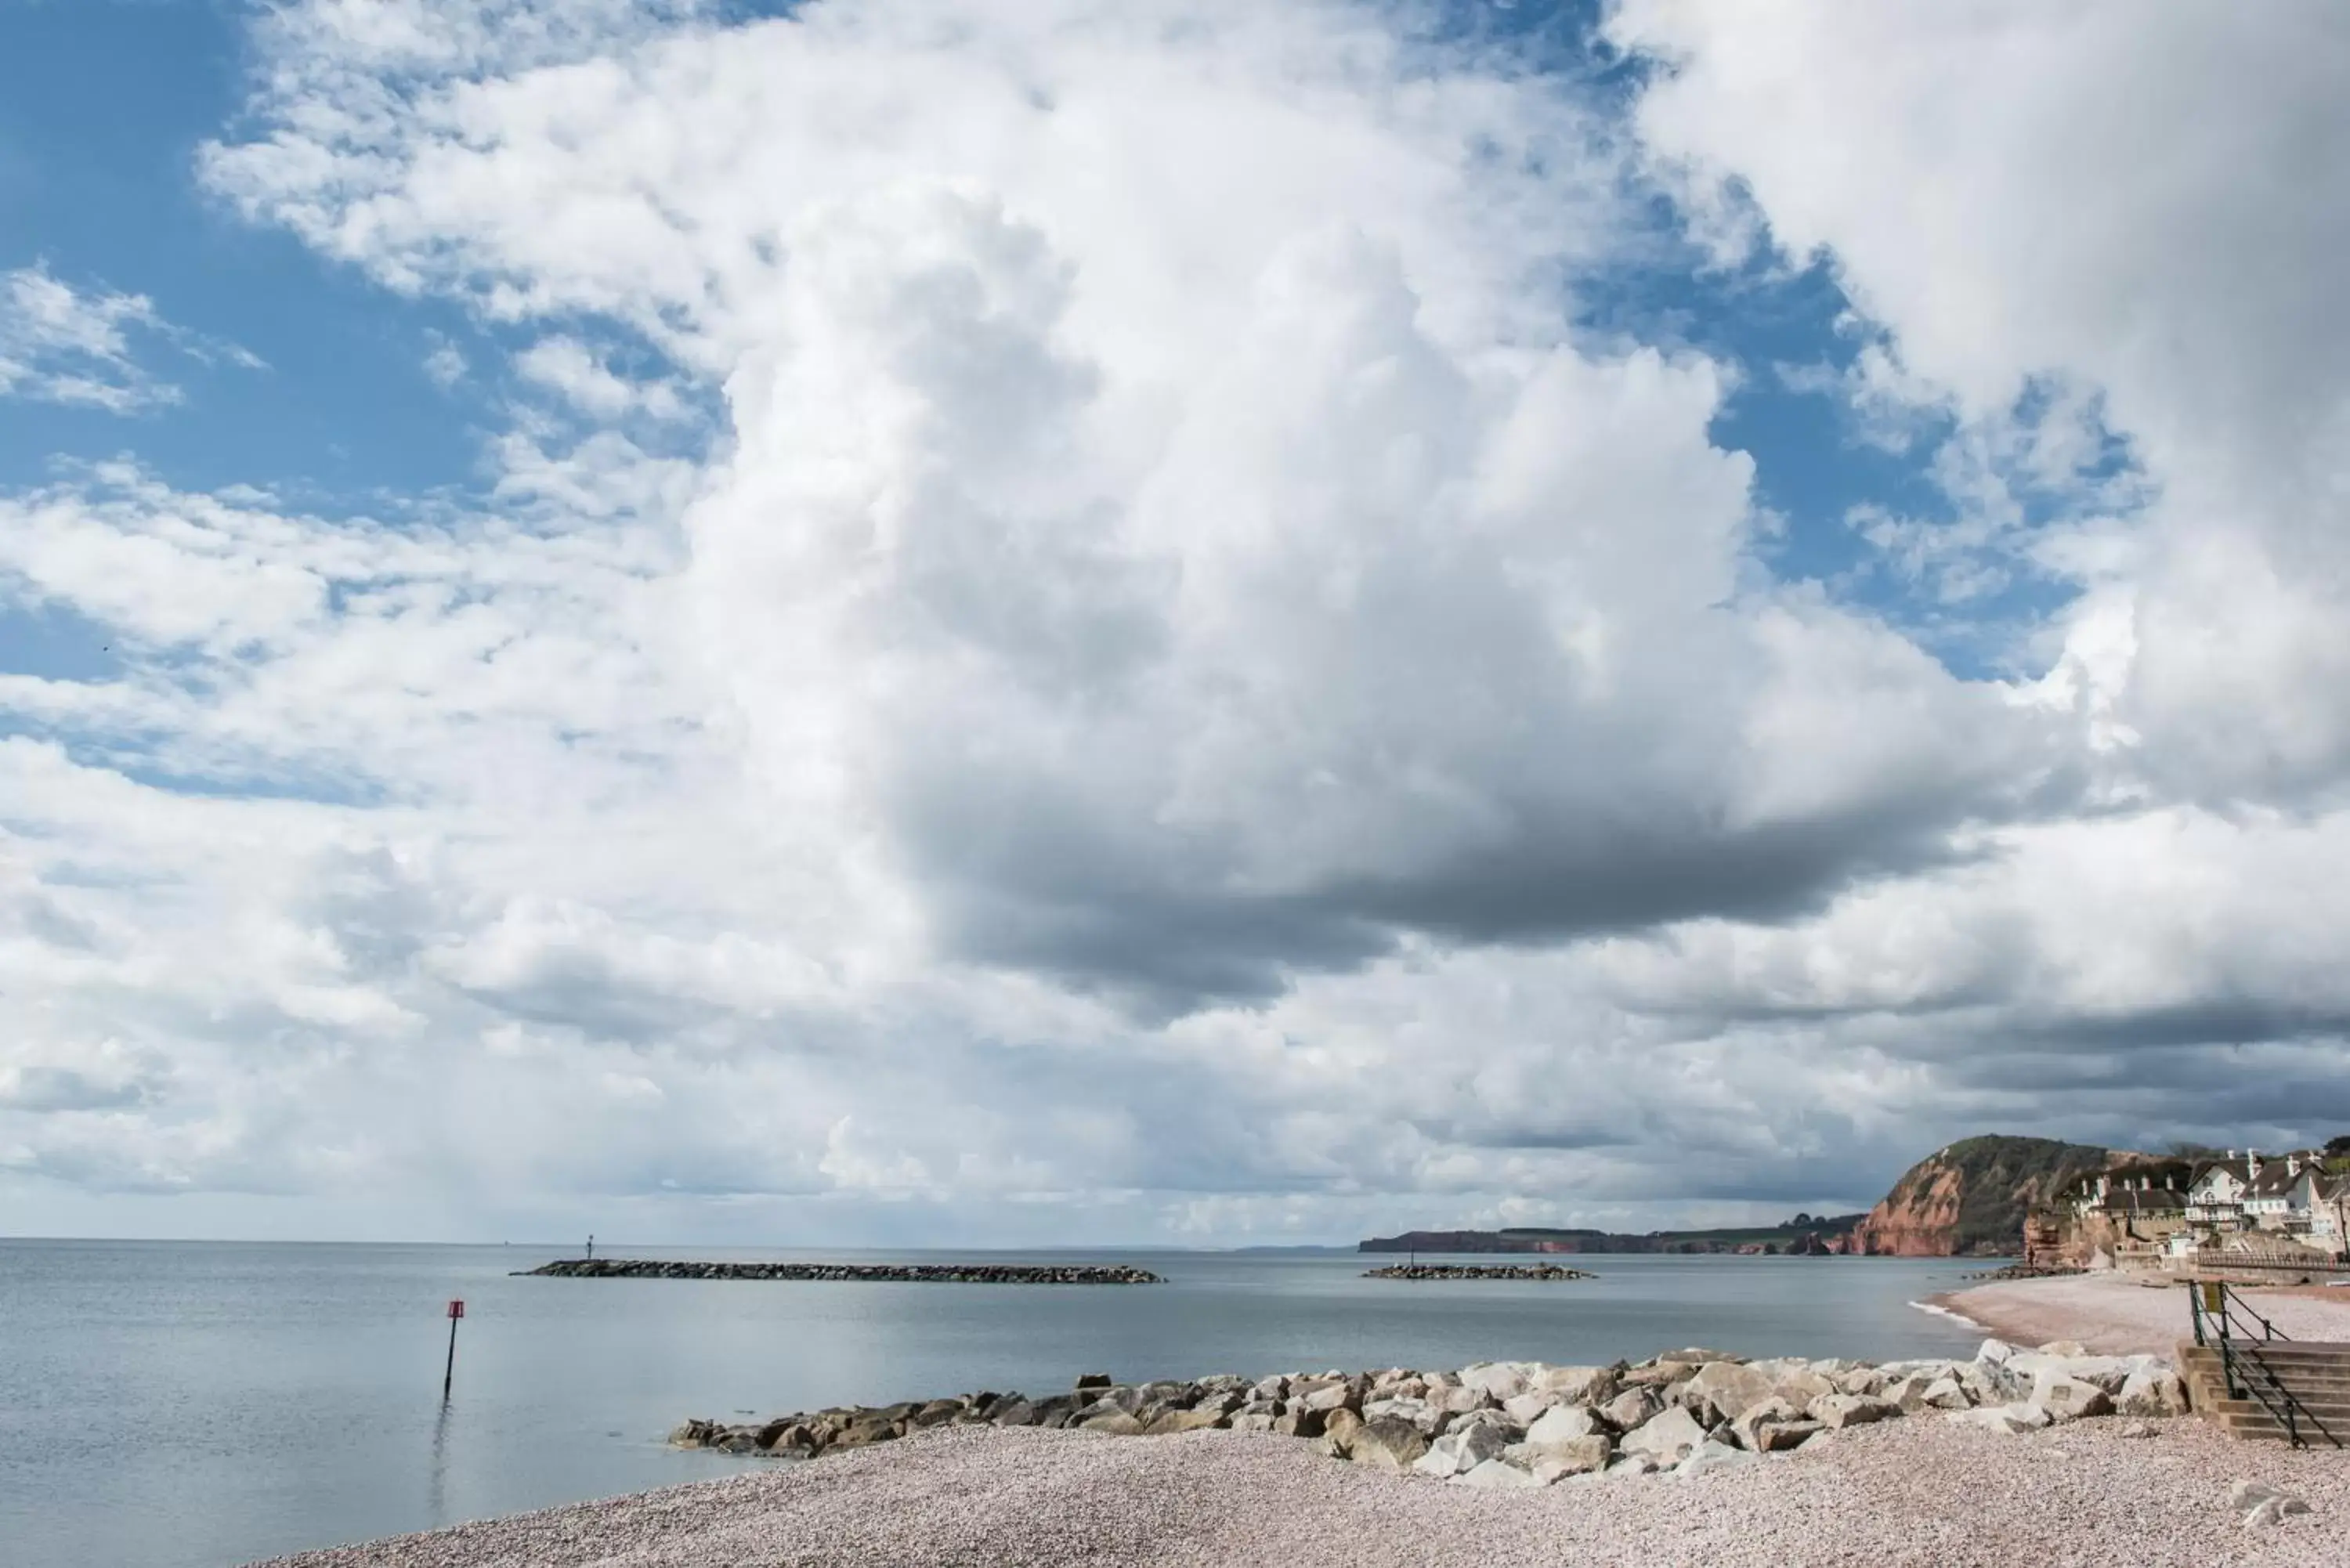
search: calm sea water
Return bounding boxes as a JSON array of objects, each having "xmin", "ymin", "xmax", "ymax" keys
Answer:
[{"xmin": 0, "ymin": 1241, "xmax": 1993, "ymax": 1568}]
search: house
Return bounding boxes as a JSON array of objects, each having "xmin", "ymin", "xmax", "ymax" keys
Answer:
[
  {"xmin": 2306, "ymin": 1169, "xmax": 2349, "ymax": 1252},
  {"xmin": 2181, "ymin": 1149, "xmax": 2344, "ymax": 1237}
]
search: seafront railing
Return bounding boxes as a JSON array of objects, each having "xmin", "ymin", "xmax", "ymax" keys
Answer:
[{"xmin": 2188, "ymin": 1280, "xmax": 2341, "ymax": 1449}]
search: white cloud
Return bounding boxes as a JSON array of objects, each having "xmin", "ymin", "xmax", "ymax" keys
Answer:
[
  {"xmin": 0, "ymin": 263, "xmax": 264, "ymax": 414},
  {"xmin": 0, "ymin": 265, "xmax": 183, "ymax": 413},
  {"xmin": 2, "ymin": 0, "xmax": 2345, "ymax": 1241}
]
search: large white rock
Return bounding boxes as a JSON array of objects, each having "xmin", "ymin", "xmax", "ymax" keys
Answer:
[
  {"xmin": 1458, "ymin": 1458, "xmax": 1543, "ymax": 1490},
  {"xmin": 1412, "ymin": 1418, "xmax": 1511, "ymax": 1479},
  {"xmin": 2030, "ymin": 1373, "xmax": 2115, "ymax": 1422},
  {"xmin": 1368, "ymin": 1396, "xmax": 1449, "ymax": 1435},
  {"xmin": 1458, "ymin": 1362, "xmax": 1533, "ymax": 1401},
  {"xmin": 1920, "ymin": 1376, "xmax": 1972, "ymax": 1411},
  {"xmin": 2116, "ymin": 1365, "xmax": 2189, "ymax": 1418},
  {"xmin": 1683, "ymin": 1361, "xmax": 1778, "ymax": 1423},
  {"xmin": 1600, "ymin": 1386, "xmax": 1661, "ymax": 1432},
  {"xmin": 1770, "ymin": 1368, "xmax": 1837, "ymax": 1408},
  {"xmin": 1501, "ymin": 1392, "xmax": 1558, "ymax": 1425},
  {"xmin": 1524, "ymin": 1404, "xmax": 1605, "ymax": 1447},
  {"xmin": 1532, "ymin": 1365, "xmax": 1617, "ymax": 1404},
  {"xmin": 1727, "ymin": 1396, "xmax": 1802, "ymax": 1453},
  {"xmin": 1674, "ymin": 1440, "xmax": 1759, "ymax": 1480},
  {"xmin": 1807, "ymin": 1393, "xmax": 1897, "ymax": 1429},
  {"xmin": 1619, "ymin": 1405, "xmax": 1709, "ymax": 1465},
  {"xmin": 1947, "ymin": 1402, "xmax": 2052, "ymax": 1435},
  {"xmin": 1528, "ymin": 1436, "xmax": 1612, "ymax": 1480}
]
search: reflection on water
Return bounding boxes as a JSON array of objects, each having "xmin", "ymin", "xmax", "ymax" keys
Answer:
[
  {"xmin": 0, "ymin": 1241, "xmax": 1992, "ymax": 1568},
  {"xmin": 426, "ymin": 1402, "xmax": 452, "ymax": 1529}
]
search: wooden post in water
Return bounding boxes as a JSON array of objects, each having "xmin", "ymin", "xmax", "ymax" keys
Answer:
[{"xmin": 443, "ymin": 1299, "xmax": 465, "ymax": 1402}]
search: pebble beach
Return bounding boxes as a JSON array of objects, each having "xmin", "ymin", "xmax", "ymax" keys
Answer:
[
  {"xmin": 260, "ymin": 1414, "xmax": 2342, "ymax": 1568},
  {"xmin": 253, "ymin": 1277, "xmax": 2349, "ymax": 1567}
]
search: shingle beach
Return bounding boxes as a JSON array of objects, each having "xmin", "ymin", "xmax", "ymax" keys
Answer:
[{"xmin": 257, "ymin": 1279, "xmax": 2350, "ymax": 1568}]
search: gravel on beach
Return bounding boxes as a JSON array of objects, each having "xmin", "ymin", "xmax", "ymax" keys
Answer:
[
  {"xmin": 259, "ymin": 1415, "xmax": 2343, "ymax": 1568},
  {"xmin": 1934, "ymin": 1274, "xmax": 2350, "ymax": 1357}
]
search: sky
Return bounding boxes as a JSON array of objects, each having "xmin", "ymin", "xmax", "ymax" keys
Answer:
[{"xmin": 2, "ymin": 0, "xmax": 2346, "ymax": 1246}]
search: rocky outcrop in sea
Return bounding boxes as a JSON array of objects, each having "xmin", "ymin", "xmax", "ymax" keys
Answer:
[
  {"xmin": 522, "ymin": 1259, "xmax": 1162, "ymax": 1284},
  {"xmin": 671, "ymin": 1338, "xmax": 2191, "ymax": 1485},
  {"xmin": 1361, "ymin": 1265, "xmax": 1596, "ymax": 1281}
]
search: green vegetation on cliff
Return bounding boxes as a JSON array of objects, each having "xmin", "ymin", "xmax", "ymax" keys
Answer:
[{"xmin": 1855, "ymin": 1134, "xmax": 2112, "ymax": 1256}]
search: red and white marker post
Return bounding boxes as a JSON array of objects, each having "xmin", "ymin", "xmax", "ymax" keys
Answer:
[{"xmin": 443, "ymin": 1299, "xmax": 465, "ymax": 1402}]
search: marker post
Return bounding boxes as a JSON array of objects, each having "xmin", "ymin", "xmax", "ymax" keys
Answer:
[{"xmin": 443, "ymin": 1299, "xmax": 465, "ymax": 1402}]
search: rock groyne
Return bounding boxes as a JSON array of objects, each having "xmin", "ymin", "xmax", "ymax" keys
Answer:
[
  {"xmin": 1363, "ymin": 1265, "xmax": 1595, "ymax": 1281},
  {"xmin": 671, "ymin": 1339, "xmax": 2192, "ymax": 1487},
  {"xmin": 522, "ymin": 1259, "xmax": 1162, "ymax": 1284}
]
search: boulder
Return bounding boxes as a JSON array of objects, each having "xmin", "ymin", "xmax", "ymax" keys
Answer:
[
  {"xmin": 1532, "ymin": 1365, "xmax": 1618, "ymax": 1404},
  {"xmin": 2232, "ymin": 1480, "xmax": 2312, "ymax": 1529},
  {"xmin": 1500, "ymin": 1392, "xmax": 1557, "ymax": 1425},
  {"xmin": 1727, "ymin": 1396, "xmax": 1802, "ymax": 1453},
  {"xmin": 1947, "ymin": 1402, "xmax": 2051, "ymax": 1435},
  {"xmin": 1682, "ymin": 1361, "xmax": 1777, "ymax": 1424},
  {"xmin": 1770, "ymin": 1369, "xmax": 1836, "ymax": 1409},
  {"xmin": 1607, "ymin": 1453, "xmax": 1660, "ymax": 1476},
  {"xmin": 1459, "ymin": 1458, "xmax": 1543, "ymax": 1490},
  {"xmin": 1144, "ymin": 1407, "xmax": 1227, "ymax": 1435},
  {"xmin": 1437, "ymin": 1384, "xmax": 1495, "ymax": 1415},
  {"xmin": 1834, "ymin": 1366, "xmax": 1890, "ymax": 1397},
  {"xmin": 1079, "ymin": 1412, "xmax": 1145, "ymax": 1436},
  {"xmin": 1320, "ymin": 1407, "xmax": 1365, "ymax": 1458},
  {"xmin": 1459, "ymin": 1362, "xmax": 1533, "ymax": 1401},
  {"xmin": 1524, "ymin": 1404, "xmax": 1605, "ymax": 1447},
  {"xmin": 1880, "ymin": 1373, "xmax": 1935, "ymax": 1413},
  {"xmin": 1298, "ymin": 1380, "xmax": 1360, "ymax": 1414},
  {"xmin": 2030, "ymin": 1374, "xmax": 2114, "ymax": 1423},
  {"xmin": 2244, "ymin": 1496, "xmax": 2314, "ymax": 1529},
  {"xmin": 1249, "ymin": 1375, "xmax": 1289, "ymax": 1403},
  {"xmin": 1272, "ymin": 1405, "xmax": 1325, "ymax": 1440},
  {"xmin": 2040, "ymin": 1339, "xmax": 2088, "ymax": 1357},
  {"xmin": 1229, "ymin": 1412, "xmax": 1278, "ymax": 1434},
  {"xmin": 1619, "ymin": 1405, "xmax": 1709, "ymax": 1466},
  {"xmin": 1600, "ymin": 1386, "xmax": 1662, "ymax": 1432},
  {"xmin": 2116, "ymin": 1365, "xmax": 2189, "ymax": 1418},
  {"xmin": 1349, "ymin": 1416, "xmax": 1431, "ymax": 1472},
  {"xmin": 989, "ymin": 1400, "xmax": 1038, "ymax": 1427},
  {"xmin": 832, "ymin": 1418, "xmax": 899, "ymax": 1447},
  {"xmin": 1920, "ymin": 1377, "xmax": 1972, "ymax": 1411},
  {"xmin": 1413, "ymin": 1418, "xmax": 1513, "ymax": 1479},
  {"xmin": 1753, "ymin": 1419, "xmax": 1821, "ymax": 1452},
  {"xmin": 1528, "ymin": 1436, "xmax": 1612, "ymax": 1480},
  {"xmin": 1076, "ymin": 1372, "xmax": 1113, "ymax": 1391},
  {"xmin": 1365, "ymin": 1396, "xmax": 1441, "ymax": 1434},
  {"xmin": 1807, "ymin": 1393, "xmax": 1896, "ymax": 1429},
  {"xmin": 1674, "ymin": 1440, "xmax": 1758, "ymax": 1480}
]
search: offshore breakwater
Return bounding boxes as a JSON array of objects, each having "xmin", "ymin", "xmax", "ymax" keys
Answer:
[
  {"xmin": 1364, "ymin": 1264, "xmax": 1596, "ymax": 1281},
  {"xmin": 520, "ymin": 1259, "xmax": 1163, "ymax": 1284}
]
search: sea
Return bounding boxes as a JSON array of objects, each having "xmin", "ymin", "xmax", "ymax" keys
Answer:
[{"xmin": 0, "ymin": 1241, "xmax": 1996, "ymax": 1568}]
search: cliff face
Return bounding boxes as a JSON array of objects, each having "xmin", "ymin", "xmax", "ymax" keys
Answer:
[{"xmin": 1850, "ymin": 1136, "xmax": 2112, "ymax": 1256}]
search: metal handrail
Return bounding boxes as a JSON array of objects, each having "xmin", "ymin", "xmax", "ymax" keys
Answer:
[{"xmin": 2188, "ymin": 1280, "xmax": 2341, "ymax": 1449}]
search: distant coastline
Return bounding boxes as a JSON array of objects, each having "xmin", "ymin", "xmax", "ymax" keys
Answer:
[{"xmin": 1359, "ymin": 1214, "xmax": 1863, "ymax": 1257}]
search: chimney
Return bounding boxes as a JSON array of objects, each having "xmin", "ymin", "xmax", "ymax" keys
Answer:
[
  {"xmin": 2288, "ymin": 1153, "xmax": 2303, "ymax": 1178},
  {"xmin": 2247, "ymin": 1149, "xmax": 2262, "ymax": 1180},
  {"xmin": 2097, "ymin": 1175, "xmax": 2110, "ymax": 1200}
]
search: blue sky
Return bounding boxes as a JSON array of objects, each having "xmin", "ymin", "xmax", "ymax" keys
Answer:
[
  {"xmin": 0, "ymin": 0, "xmax": 2081, "ymax": 683},
  {"xmin": 0, "ymin": 0, "xmax": 2341, "ymax": 1244}
]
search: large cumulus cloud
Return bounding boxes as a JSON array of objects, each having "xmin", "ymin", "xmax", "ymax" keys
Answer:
[{"xmin": 1, "ymin": 0, "xmax": 2344, "ymax": 1242}]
